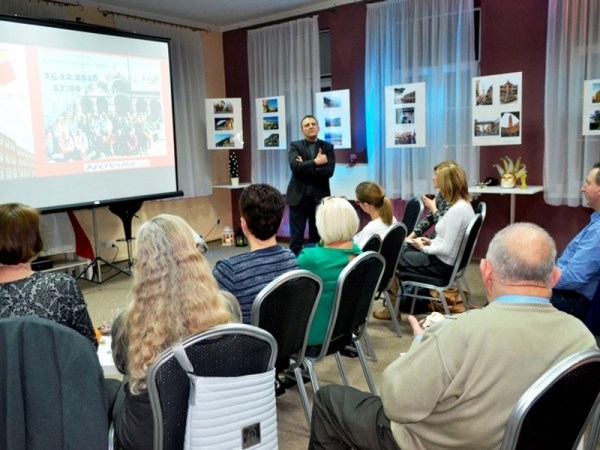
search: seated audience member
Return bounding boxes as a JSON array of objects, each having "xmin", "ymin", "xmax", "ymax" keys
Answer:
[
  {"xmin": 298, "ymin": 196, "xmax": 361, "ymax": 346},
  {"xmin": 407, "ymin": 160, "xmax": 458, "ymax": 240},
  {"xmin": 0, "ymin": 203, "xmax": 96, "ymax": 346},
  {"xmin": 111, "ymin": 214, "xmax": 235, "ymax": 450},
  {"xmin": 551, "ymin": 162, "xmax": 600, "ymax": 321},
  {"xmin": 397, "ymin": 163, "xmax": 474, "ymax": 278},
  {"xmin": 308, "ymin": 222, "xmax": 598, "ymax": 450},
  {"xmin": 353, "ymin": 181, "xmax": 398, "ymax": 249},
  {"xmin": 213, "ymin": 183, "xmax": 299, "ymax": 323}
]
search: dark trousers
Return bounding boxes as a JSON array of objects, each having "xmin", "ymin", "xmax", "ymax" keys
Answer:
[
  {"xmin": 289, "ymin": 195, "xmax": 320, "ymax": 255},
  {"xmin": 309, "ymin": 385, "xmax": 400, "ymax": 450},
  {"xmin": 397, "ymin": 245, "xmax": 454, "ymax": 278},
  {"xmin": 550, "ymin": 289, "xmax": 591, "ymax": 322}
]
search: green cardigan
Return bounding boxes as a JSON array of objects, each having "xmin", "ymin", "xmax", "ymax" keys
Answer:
[{"xmin": 297, "ymin": 243, "xmax": 362, "ymax": 345}]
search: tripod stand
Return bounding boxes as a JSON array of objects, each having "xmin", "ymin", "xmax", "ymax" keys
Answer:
[{"xmin": 76, "ymin": 207, "xmax": 131, "ymax": 284}]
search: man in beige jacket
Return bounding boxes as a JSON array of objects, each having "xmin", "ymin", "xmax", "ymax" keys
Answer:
[{"xmin": 308, "ymin": 222, "xmax": 597, "ymax": 450}]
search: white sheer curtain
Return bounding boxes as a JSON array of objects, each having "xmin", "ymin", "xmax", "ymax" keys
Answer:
[
  {"xmin": 113, "ymin": 18, "xmax": 212, "ymax": 197},
  {"xmin": 365, "ymin": 0, "xmax": 479, "ymax": 199},
  {"xmin": 247, "ymin": 17, "xmax": 320, "ymax": 192},
  {"xmin": 544, "ymin": 0, "xmax": 600, "ymax": 206},
  {"xmin": 0, "ymin": 0, "xmax": 68, "ymax": 19}
]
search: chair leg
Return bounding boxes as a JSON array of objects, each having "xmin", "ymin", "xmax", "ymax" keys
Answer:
[
  {"xmin": 303, "ymin": 358, "xmax": 320, "ymax": 394},
  {"xmin": 355, "ymin": 339, "xmax": 378, "ymax": 395},
  {"xmin": 334, "ymin": 352, "xmax": 350, "ymax": 386},
  {"xmin": 361, "ymin": 331, "xmax": 378, "ymax": 362},
  {"xmin": 455, "ymin": 279, "xmax": 470, "ymax": 311},
  {"xmin": 383, "ymin": 291, "xmax": 402, "ymax": 337},
  {"xmin": 586, "ymin": 404, "xmax": 600, "ymax": 450},
  {"xmin": 293, "ymin": 366, "xmax": 312, "ymax": 429}
]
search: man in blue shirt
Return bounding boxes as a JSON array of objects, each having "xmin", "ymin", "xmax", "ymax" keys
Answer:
[
  {"xmin": 551, "ymin": 162, "xmax": 600, "ymax": 321},
  {"xmin": 213, "ymin": 183, "xmax": 298, "ymax": 324}
]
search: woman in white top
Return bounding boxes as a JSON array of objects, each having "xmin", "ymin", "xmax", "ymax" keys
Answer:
[
  {"xmin": 353, "ymin": 181, "xmax": 398, "ymax": 249},
  {"xmin": 398, "ymin": 164, "xmax": 474, "ymax": 278}
]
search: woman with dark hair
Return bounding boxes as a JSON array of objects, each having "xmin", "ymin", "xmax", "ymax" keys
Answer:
[
  {"xmin": 353, "ymin": 181, "xmax": 398, "ymax": 249},
  {"xmin": 0, "ymin": 203, "xmax": 96, "ymax": 346}
]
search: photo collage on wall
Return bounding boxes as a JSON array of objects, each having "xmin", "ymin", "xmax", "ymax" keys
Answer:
[
  {"xmin": 205, "ymin": 98, "xmax": 243, "ymax": 150},
  {"xmin": 385, "ymin": 82, "xmax": 426, "ymax": 148},
  {"xmin": 472, "ymin": 71, "xmax": 522, "ymax": 146},
  {"xmin": 255, "ymin": 96, "xmax": 286, "ymax": 150},
  {"xmin": 315, "ymin": 89, "xmax": 351, "ymax": 149},
  {"xmin": 582, "ymin": 79, "xmax": 600, "ymax": 136}
]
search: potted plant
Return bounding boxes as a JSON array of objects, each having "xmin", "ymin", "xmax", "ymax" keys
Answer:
[{"xmin": 229, "ymin": 152, "xmax": 239, "ymax": 186}]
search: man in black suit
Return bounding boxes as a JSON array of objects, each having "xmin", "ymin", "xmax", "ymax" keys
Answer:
[{"xmin": 285, "ymin": 115, "xmax": 336, "ymax": 255}]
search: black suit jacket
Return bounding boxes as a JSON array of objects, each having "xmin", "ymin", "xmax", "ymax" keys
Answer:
[{"xmin": 285, "ymin": 139, "xmax": 335, "ymax": 207}]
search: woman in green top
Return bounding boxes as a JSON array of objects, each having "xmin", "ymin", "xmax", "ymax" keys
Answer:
[{"xmin": 297, "ymin": 196, "xmax": 361, "ymax": 346}]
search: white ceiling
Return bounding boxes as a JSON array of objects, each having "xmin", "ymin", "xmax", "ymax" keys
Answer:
[{"xmin": 82, "ymin": 0, "xmax": 357, "ymax": 32}]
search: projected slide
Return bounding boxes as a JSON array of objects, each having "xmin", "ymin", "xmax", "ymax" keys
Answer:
[{"xmin": 0, "ymin": 16, "xmax": 179, "ymax": 211}]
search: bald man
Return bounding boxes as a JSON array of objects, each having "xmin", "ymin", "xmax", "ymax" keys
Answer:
[{"xmin": 308, "ymin": 223, "xmax": 597, "ymax": 450}]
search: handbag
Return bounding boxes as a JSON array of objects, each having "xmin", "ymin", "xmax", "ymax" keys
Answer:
[
  {"xmin": 429, "ymin": 287, "xmax": 469, "ymax": 314},
  {"xmin": 173, "ymin": 343, "xmax": 278, "ymax": 450}
]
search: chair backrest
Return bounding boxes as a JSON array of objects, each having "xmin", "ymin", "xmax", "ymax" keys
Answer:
[
  {"xmin": 378, "ymin": 222, "xmax": 408, "ymax": 292},
  {"xmin": 147, "ymin": 324, "xmax": 277, "ymax": 450},
  {"xmin": 455, "ymin": 213, "xmax": 483, "ymax": 277},
  {"xmin": 361, "ymin": 234, "xmax": 382, "ymax": 253},
  {"xmin": 0, "ymin": 316, "xmax": 108, "ymax": 450},
  {"xmin": 316, "ymin": 251, "xmax": 386, "ymax": 359},
  {"xmin": 251, "ymin": 269, "xmax": 322, "ymax": 373},
  {"xmin": 402, "ymin": 197, "xmax": 424, "ymax": 234},
  {"xmin": 501, "ymin": 349, "xmax": 600, "ymax": 450},
  {"xmin": 475, "ymin": 200, "xmax": 487, "ymax": 221}
]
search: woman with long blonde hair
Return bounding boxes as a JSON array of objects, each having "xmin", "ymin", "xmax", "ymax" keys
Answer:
[
  {"xmin": 112, "ymin": 214, "xmax": 234, "ymax": 450},
  {"xmin": 399, "ymin": 164, "xmax": 474, "ymax": 278}
]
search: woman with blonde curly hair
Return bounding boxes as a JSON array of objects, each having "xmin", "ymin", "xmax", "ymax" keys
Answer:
[{"xmin": 111, "ymin": 214, "xmax": 235, "ymax": 450}]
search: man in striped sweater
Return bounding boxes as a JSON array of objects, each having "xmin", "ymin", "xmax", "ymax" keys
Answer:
[{"xmin": 213, "ymin": 183, "xmax": 298, "ymax": 324}]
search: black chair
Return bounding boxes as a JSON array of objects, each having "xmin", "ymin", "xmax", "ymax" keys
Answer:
[
  {"xmin": 361, "ymin": 234, "xmax": 382, "ymax": 252},
  {"xmin": 147, "ymin": 324, "xmax": 277, "ymax": 450},
  {"xmin": 251, "ymin": 270, "xmax": 322, "ymax": 427},
  {"xmin": 402, "ymin": 197, "xmax": 424, "ymax": 234},
  {"xmin": 501, "ymin": 349, "xmax": 600, "ymax": 450},
  {"xmin": 475, "ymin": 200, "xmax": 487, "ymax": 220},
  {"xmin": 376, "ymin": 222, "xmax": 408, "ymax": 336},
  {"xmin": 398, "ymin": 213, "xmax": 483, "ymax": 315},
  {"xmin": 303, "ymin": 251, "xmax": 385, "ymax": 395},
  {"xmin": 455, "ymin": 204, "xmax": 485, "ymax": 297},
  {"xmin": 0, "ymin": 316, "xmax": 108, "ymax": 450}
]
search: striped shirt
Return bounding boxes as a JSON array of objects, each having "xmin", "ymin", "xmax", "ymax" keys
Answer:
[{"xmin": 213, "ymin": 245, "xmax": 299, "ymax": 324}]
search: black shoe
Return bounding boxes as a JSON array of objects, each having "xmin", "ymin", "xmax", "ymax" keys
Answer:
[
  {"xmin": 275, "ymin": 376, "xmax": 286, "ymax": 396},
  {"xmin": 339, "ymin": 344, "xmax": 359, "ymax": 358}
]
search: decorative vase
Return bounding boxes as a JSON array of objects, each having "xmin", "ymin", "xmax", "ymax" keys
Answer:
[{"xmin": 228, "ymin": 153, "xmax": 239, "ymax": 185}]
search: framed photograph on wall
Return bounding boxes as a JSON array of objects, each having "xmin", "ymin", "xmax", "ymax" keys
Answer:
[
  {"xmin": 315, "ymin": 89, "xmax": 351, "ymax": 149},
  {"xmin": 255, "ymin": 96, "xmax": 287, "ymax": 150},
  {"xmin": 583, "ymin": 79, "xmax": 600, "ymax": 136},
  {"xmin": 472, "ymin": 72, "xmax": 522, "ymax": 146},
  {"xmin": 205, "ymin": 98, "xmax": 243, "ymax": 150},
  {"xmin": 385, "ymin": 82, "xmax": 426, "ymax": 148}
]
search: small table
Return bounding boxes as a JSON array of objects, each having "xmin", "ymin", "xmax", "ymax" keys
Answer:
[
  {"xmin": 97, "ymin": 336, "xmax": 120, "ymax": 377},
  {"xmin": 469, "ymin": 185, "xmax": 544, "ymax": 224}
]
